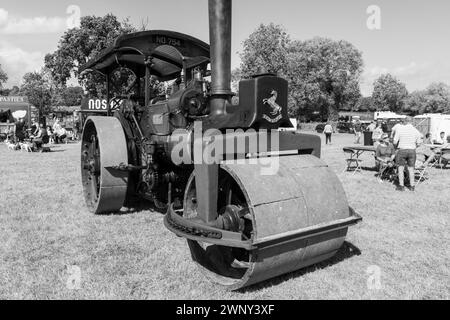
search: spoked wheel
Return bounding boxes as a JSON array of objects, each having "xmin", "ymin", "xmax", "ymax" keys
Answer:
[
  {"xmin": 184, "ymin": 168, "xmax": 256, "ymax": 289},
  {"xmin": 81, "ymin": 117, "xmax": 129, "ymax": 214}
]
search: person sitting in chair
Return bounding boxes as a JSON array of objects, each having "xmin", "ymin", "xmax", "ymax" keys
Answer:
[
  {"xmin": 434, "ymin": 131, "xmax": 447, "ymax": 145},
  {"xmin": 416, "ymin": 138, "xmax": 438, "ymax": 168},
  {"xmin": 56, "ymin": 127, "xmax": 67, "ymax": 143},
  {"xmin": 423, "ymin": 133, "xmax": 432, "ymax": 145},
  {"xmin": 32, "ymin": 123, "xmax": 49, "ymax": 149},
  {"xmin": 375, "ymin": 133, "xmax": 396, "ymax": 172}
]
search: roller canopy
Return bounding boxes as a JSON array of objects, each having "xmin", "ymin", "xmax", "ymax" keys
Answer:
[{"xmin": 80, "ymin": 30, "xmax": 210, "ymax": 80}]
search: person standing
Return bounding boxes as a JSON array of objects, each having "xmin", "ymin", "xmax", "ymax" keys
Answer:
[
  {"xmin": 53, "ymin": 119, "xmax": 62, "ymax": 143},
  {"xmin": 323, "ymin": 122, "xmax": 333, "ymax": 145},
  {"xmin": 372, "ymin": 122, "xmax": 384, "ymax": 148},
  {"xmin": 74, "ymin": 118, "xmax": 81, "ymax": 141},
  {"xmin": 353, "ymin": 120, "xmax": 362, "ymax": 144},
  {"xmin": 15, "ymin": 118, "xmax": 26, "ymax": 142},
  {"xmin": 381, "ymin": 121, "xmax": 388, "ymax": 133},
  {"xmin": 390, "ymin": 119, "xmax": 405, "ymax": 139},
  {"xmin": 393, "ymin": 117, "xmax": 422, "ymax": 192},
  {"xmin": 367, "ymin": 121, "xmax": 376, "ymax": 132}
]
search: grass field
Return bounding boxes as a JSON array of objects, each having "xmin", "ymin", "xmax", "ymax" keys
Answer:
[{"xmin": 0, "ymin": 133, "xmax": 449, "ymax": 300}]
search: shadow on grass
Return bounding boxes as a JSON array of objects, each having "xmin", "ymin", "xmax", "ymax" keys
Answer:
[
  {"xmin": 361, "ymin": 166, "xmax": 377, "ymax": 172},
  {"xmin": 239, "ymin": 241, "xmax": 362, "ymax": 293},
  {"xmin": 47, "ymin": 150, "xmax": 67, "ymax": 153},
  {"xmin": 96, "ymin": 197, "xmax": 167, "ymax": 216}
]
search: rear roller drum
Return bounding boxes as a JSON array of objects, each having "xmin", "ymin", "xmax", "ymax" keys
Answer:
[{"xmin": 81, "ymin": 116, "xmax": 129, "ymax": 214}]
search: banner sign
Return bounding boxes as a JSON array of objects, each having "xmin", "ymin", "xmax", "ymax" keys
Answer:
[{"xmin": 0, "ymin": 96, "xmax": 28, "ymax": 103}]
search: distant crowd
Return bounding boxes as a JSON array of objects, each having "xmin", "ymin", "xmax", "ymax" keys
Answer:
[
  {"xmin": 363, "ymin": 118, "xmax": 448, "ymax": 191},
  {"xmin": 4, "ymin": 117, "xmax": 79, "ymax": 152}
]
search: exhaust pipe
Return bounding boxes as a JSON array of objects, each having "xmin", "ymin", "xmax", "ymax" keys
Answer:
[{"xmin": 208, "ymin": 0, "xmax": 232, "ymax": 115}]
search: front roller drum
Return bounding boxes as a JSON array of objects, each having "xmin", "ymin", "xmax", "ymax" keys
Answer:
[
  {"xmin": 81, "ymin": 116, "xmax": 129, "ymax": 214},
  {"xmin": 168, "ymin": 155, "xmax": 361, "ymax": 290}
]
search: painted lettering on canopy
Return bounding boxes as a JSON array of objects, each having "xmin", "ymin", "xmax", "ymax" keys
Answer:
[{"xmin": 153, "ymin": 36, "xmax": 184, "ymax": 48}]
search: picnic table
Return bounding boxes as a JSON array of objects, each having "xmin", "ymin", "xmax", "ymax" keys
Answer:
[
  {"xmin": 424, "ymin": 143, "xmax": 450, "ymax": 150},
  {"xmin": 342, "ymin": 145, "xmax": 377, "ymax": 173},
  {"xmin": 343, "ymin": 145, "xmax": 377, "ymax": 157}
]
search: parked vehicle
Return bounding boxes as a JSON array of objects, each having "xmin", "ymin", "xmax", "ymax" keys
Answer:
[
  {"xmin": 337, "ymin": 122, "xmax": 353, "ymax": 133},
  {"xmin": 315, "ymin": 123, "xmax": 325, "ymax": 133}
]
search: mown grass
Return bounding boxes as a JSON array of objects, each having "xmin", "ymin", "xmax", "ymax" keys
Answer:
[{"xmin": 0, "ymin": 133, "xmax": 448, "ymax": 300}]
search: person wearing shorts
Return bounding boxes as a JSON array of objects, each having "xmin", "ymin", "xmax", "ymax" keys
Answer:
[{"xmin": 393, "ymin": 117, "xmax": 422, "ymax": 191}]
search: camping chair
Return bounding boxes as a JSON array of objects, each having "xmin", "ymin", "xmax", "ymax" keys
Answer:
[
  {"xmin": 343, "ymin": 148, "xmax": 362, "ymax": 174},
  {"xmin": 410, "ymin": 150, "xmax": 441, "ymax": 187},
  {"xmin": 413, "ymin": 162, "xmax": 430, "ymax": 188},
  {"xmin": 438, "ymin": 148, "xmax": 450, "ymax": 169},
  {"xmin": 377, "ymin": 160, "xmax": 396, "ymax": 183}
]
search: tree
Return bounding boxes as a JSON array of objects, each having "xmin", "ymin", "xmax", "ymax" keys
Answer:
[
  {"xmin": 0, "ymin": 86, "xmax": 20, "ymax": 96},
  {"xmin": 403, "ymin": 90, "xmax": 427, "ymax": 115},
  {"xmin": 423, "ymin": 82, "xmax": 450, "ymax": 114},
  {"xmin": 231, "ymin": 68, "xmax": 242, "ymax": 93},
  {"xmin": 285, "ymin": 37, "xmax": 363, "ymax": 120},
  {"xmin": 9, "ymin": 86, "xmax": 20, "ymax": 96},
  {"xmin": 45, "ymin": 14, "xmax": 136, "ymax": 96},
  {"xmin": 0, "ymin": 64, "xmax": 7, "ymax": 88},
  {"xmin": 237, "ymin": 25, "xmax": 364, "ymax": 121},
  {"xmin": 355, "ymin": 96, "xmax": 376, "ymax": 112},
  {"xmin": 404, "ymin": 83, "xmax": 450, "ymax": 115},
  {"xmin": 19, "ymin": 72, "xmax": 52, "ymax": 115},
  {"xmin": 372, "ymin": 74, "xmax": 408, "ymax": 112},
  {"xmin": 238, "ymin": 23, "xmax": 291, "ymax": 78},
  {"xmin": 51, "ymin": 86, "xmax": 84, "ymax": 106}
]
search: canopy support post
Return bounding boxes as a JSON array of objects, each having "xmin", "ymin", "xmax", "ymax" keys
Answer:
[{"xmin": 106, "ymin": 74, "xmax": 111, "ymax": 116}]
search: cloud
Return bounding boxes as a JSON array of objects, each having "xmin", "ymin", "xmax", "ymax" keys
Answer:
[
  {"xmin": 0, "ymin": 8, "xmax": 74, "ymax": 34},
  {"xmin": 360, "ymin": 61, "xmax": 450, "ymax": 97},
  {"xmin": 0, "ymin": 40, "xmax": 44, "ymax": 87}
]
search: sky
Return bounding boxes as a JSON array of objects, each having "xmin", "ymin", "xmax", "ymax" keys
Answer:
[{"xmin": 1, "ymin": 0, "xmax": 450, "ymax": 96}]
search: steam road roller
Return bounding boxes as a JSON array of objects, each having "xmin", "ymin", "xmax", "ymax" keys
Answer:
[{"xmin": 80, "ymin": 0, "xmax": 361, "ymax": 290}]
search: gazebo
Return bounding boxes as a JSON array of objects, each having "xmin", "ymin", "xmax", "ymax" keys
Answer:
[{"xmin": 0, "ymin": 96, "xmax": 38, "ymax": 126}]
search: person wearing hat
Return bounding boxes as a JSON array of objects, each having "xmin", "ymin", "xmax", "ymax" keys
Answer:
[
  {"xmin": 375, "ymin": 133, "xmax": 396, "ymax": 172},
  {"xmin": 372, "ymin": 122, "xmax": 384, "ymax": 148},
  {"xmin": 393, "ymin": 116, "xmax": 422, "ymax": 191},
  {"xmin": 416, "ymin": 137, "xmax": 438, "ymax": 168},
  {"xmin": 353, "ymin": 120, "xmax": 363, "ymax": 144}
]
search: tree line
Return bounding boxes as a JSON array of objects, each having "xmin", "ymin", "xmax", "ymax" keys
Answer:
[
  {"xmin": 233, "ymin": 23, "xmax": 450, "ymax": 120},
  {"xmin": 1, "ymin": 17, "xmax": 449, "ymax": 119},
  {"xmin": 0, "ymin": 14, "xmax": 135, "ymax": 116}
]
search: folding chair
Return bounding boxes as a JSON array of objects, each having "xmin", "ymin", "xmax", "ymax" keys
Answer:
[
  {"xmin": 343, "ymin": 148, "xmax": 362, "ymax": 174},
  {"xmin": 439, "ymin": 149, "xmax": 450, "ymax": 169},
  {"xmin": 413, "ymin": 153, "xmax": 437, "ymax": 187},
  {"xmin": 414, "ymin": 165, "xmax": 429, "ymax": 187},
  {"xmin": 377, "ymin": 161, "xmax": 396, "ymax": 183}
]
